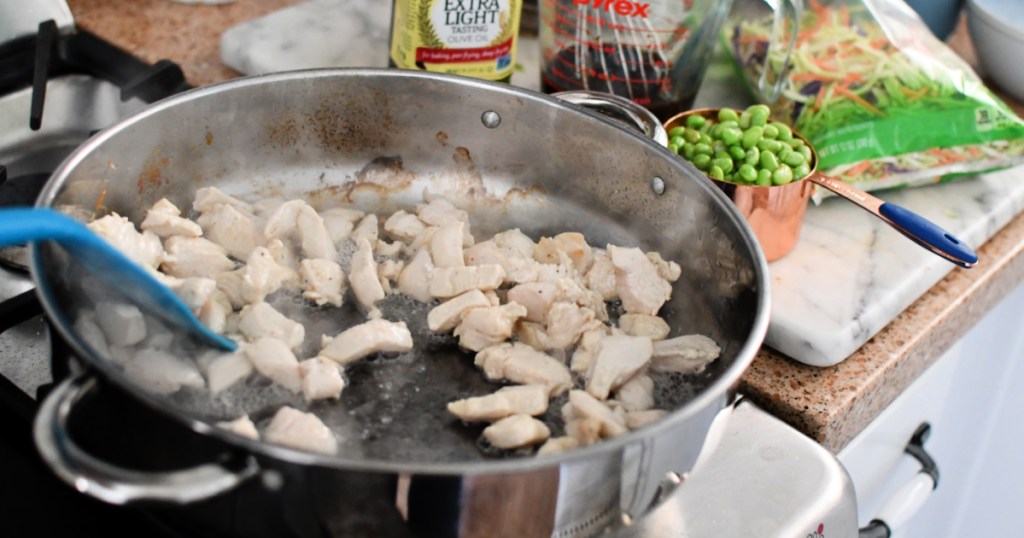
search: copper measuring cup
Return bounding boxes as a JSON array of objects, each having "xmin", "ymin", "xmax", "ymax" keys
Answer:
[{"xmin": 664, "ymin": 109, "xmax": 979, "ymax": 268}]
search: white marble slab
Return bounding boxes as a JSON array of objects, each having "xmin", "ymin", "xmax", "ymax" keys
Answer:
[{"xmin": 219, "ymin": 1, "xmax": 1024, "ymax": 367}]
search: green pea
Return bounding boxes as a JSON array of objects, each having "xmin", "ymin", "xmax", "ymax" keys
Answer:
[
  {"xmin": 788, "ymin": 138, "xmax": 805, "ymax": 149},
  {"xmin": 739, "ymin": 109, "xmax": 752, "ymax": 129},
  {"xmin": 710, "ymin": 124, "xmax": 723, "ymax": 138},
  {"xmin": 741, "ymin": 126, "xmax": 763, "ymax": 149},
  {"xmin": 783, "ymin": 151, "xmax": 806, "ymax": 167},
  {"xmin": 692, "ymin": 153, "xmax": 712, "ymax": 170},
  {"xmin": 686, "ymin": 114, "xmax": 707, "ymax": 129},
  {"xmin": 683, "ymin": 144, "xmax": 696, "ymax": 160},
  {"xmin": 756, "ymin": 169, "xmax": 772, "ymax": 186},
  {"xmin": 694, "ymin": 143, "xmax": 712, "ymax": 155},
  {"xmin": 798, "ymin": 145, "xmax": 813, "ymax": 161},
  {"xmin": 721, "ymin": 127, "xmax": 743, "ymax": 146},
  {"xmin": 711, "ymin": 157, "xmax": 734, "ymax": 174},
  {"xmin": 718, "ymin": 108, "xmax": 740, "ymax": 123},
  {"xmin": 771, "ymin": 122, "xmax": 793, "ymax": 141},
  {"xmin": 762, "ymin": 124, "xmax": 779, "ymax": 139},
  {"xmin": 758, "ymin": 139, "xmax": 783, "ymax": 153},
  {"xmin": 738, "ymin": 163, "xmax": 757, "ymax": 182},
  {"xmin": 744, "ymin": 146, "xmax": 760, "ymax": 166},
  {"xmin": 714, "ymin": 150, "xmax": 731, "ymax": 161},
  {"xmin": 778, "ymin": 145, "xmax": 792, "ymax": 161},
  {"xmin": 728, "ymin": 145, "xmax": 746, "ymax": 161},
  {"xmin": 684, "ymin": 128, "xmax": 702, "ymax": 143},
  {"xmin": 747, "ymin": 104, "xmax": 771, "ymax": 126},
  {"xmin": 698, "ymin": 132, "xmax": 713, "ymax": 145},
  {"xmin": 709, "ymin": 165, "xmax": 725, "ymax": 180},
  {"xmin": 793, "ymin": 162, "xmax": 811, "ymax": 179},
  {"xmin": 772, "ymin": 164, "xmax": 794, "ymax": 185},
  {"xmin": 668, "ymin": 126, "xmax": 687, "ymax": 138},
  {"xmin": 760, "ymin": 151, "xmax": 780, "ymax": 171},
  {"xmin": 669, "ymin": 143, "xmax": 681, "ymax": 154},
  {"xmin": 670, "ymin": 135, "xmax": 686, "ymax": 148}
]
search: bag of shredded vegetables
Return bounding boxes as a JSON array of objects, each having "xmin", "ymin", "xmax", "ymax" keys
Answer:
[{"xmin": 724, "ymin": 0, "xmax": 1024, "ymax": 201}]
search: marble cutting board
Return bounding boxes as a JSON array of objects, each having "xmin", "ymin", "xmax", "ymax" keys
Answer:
[{"xmin": 219, "ymin": 0, "xmax": 1024, "ymax": 367}]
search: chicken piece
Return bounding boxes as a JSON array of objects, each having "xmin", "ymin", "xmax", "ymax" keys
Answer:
[
  {"xmin": 349, "ymin": 238, "xmax": 386, "ymax": 311},
  {"xmin": 493, "ymin": 228, "xmax": 536, "ymax": 258},
  {"xmin": 75, "ymin": 312, "xmax": 110, "ymax": 358},
  {"xmin": 454, "ymin": 302, "xmax": 527, "ymax": 352},
  {"xmin": 168, "ymin": 277, "xmax": 217, "ymax": 312},
  {"xmin": 375, "ymin": 239, "xmax": 404, "ymax": 258},
  {"xmin": 615, "ymin": 374, "xmax": 654, "ymax": 412},
  {"xmin": 123, "ymin": 349, "xmax": 205, "ymax": 395},
  {"xmin": 544, "ymin": 302, "xmax": 599, "ymax": 350},
  {"xmin": 237, "ymin": 302, "xmax": 305, "ymax": 350},
  {"xmin": 482, "ymin": 414, "xmax": 551, "ymax": 449},
  {"xmin": 162, "ymin": 236, "xmax": 236, "ymax": 278},
  {"xmin": 427, "ymin": 289, "xmax": 492, "ymax": 332},
  {"xmin": 88, "ymin": 213, "xmax": 164, "ymax": 268},
  {"xmin": 515, "ymin": 321, "xmax": 550, "ymax": 350},
  {"xmin": 298, "ymin": 357, "xmax": 346, "ymax": 400},
  {"xmin": 203, "ymin": 350, "xmax": 254, "ymax": 393},
  {"xmin": 619, "ymin": 314, "xmax": 671, "ymax": 341},
  {"xmin": 215, "ymin": 269, "xmax": 247, "ymax": 309},
  {"xmin": 349, "ymin": 213, "xmax": 379, "ymax": 244},
  {"xmin": 429, "ymin": 265, "xmax": 505, "ymax": 298},
  {"xmin": 565, "ymin": 418, "xmax": 603, "ymax": 446},
  {"xmin": 463, "ymin": 240, "xmax": 539, "ymax": 285},
  {"xmin": 193, "ymin": 186, "xmax": 254, "ymax": 215},
  {"xmin": 300, "ymin": 258, "xmax": 345, "ymax": 307},
  {"xmin": 397, "ymin": 248, "xmax": 434, "ymax": 303},
  {"xmin": 320, "ymin": 209, "xmax": 356, "ymax": 245},
  {"xmin": 625, "ymin": 410, "xmax": 668, "ymax": 430},
  {"xmin": 320, "ymin": 207, "xmax": 365, "ymax": 226},
  {"xmin": 417, "ymin": 196, "xmax": 469, "ymax": 227},
  {"xmin": 586, "ymin": 335, "xmax": 653, "ymax": 400},
  {"xmin": 506, "ymin": 282, "xmax": 557, "ymax": 323},
  {"xmin": 484, "ymin": 290, "xmax": 501, "ymax": 306},
  {"xmin": 378, "ymin": 259, "xmax": 404, "ymax": 283},
  {"xmin": 534, "ymin": 262, "xmax": 572, "ymax": 283},
  {"xmin": 297, "ymin": 204, "xmax": 336, "ymax": 260},
  {"xmin": 319, "ymin": 319, "xmax": 413, "ymax": 365},
  {"xmin": 265, "ymin": 406, "xmax": 337, "ymax": 455},
  {"xmin": 263, "ymin": 199, "xmax": 303, "ymax": 240},
  {"xmin": 447, "ymin": 385, "xmax": 549, "ymax": 422},
  {"xmin": 569, "ymin": 390, "xmax": 628, "ymax": 438},
  {"xmin": 196, "ymin": 203, "xmax": 262, "ymax": 260},
  {"xmin": 608, "ymin": 245, "xmax": 672, "ymax": 315},
  {"xmin": 383, "ymin": 210, "xmax": 426, "ymax": 242},
  {"xmin": 217, "ymin": 416, "xmax": 259, "ymax": 440},
  {"xmin": 141, "ymin": 198, "xmax": 203, "ymax": 238},
  {"xmin": 650, "ymin": 334, "xmax": 721, "ymax": 374},
  {"xmin": 552, "ymin": 232, "xmax": 593, "ymax": 273},
  {"xmin": 646, "ymin": 252, "xmax": 682, "ymax": 282},
  {"xmin": 266, "ymin": 238, "xmax": 300, "ymax": 272},
  {"xmin": 430, "ymin": 221, "xmax": 465, "ymax": 268},
  {"xmin": 244, "ymin": 337, "xmax": 302, "ymax": 392},
  {"xmin": 241, "ymin": 247, "xmax": 296, "ymax": 304},
  {"xmin": 199, "ymin": 290, "xmax": 232, "ymax": 334},
  {"xmin": 473, "ymin": 342, "xmax": 572, "ymax": 395},
  {"xmin": 536, "ymin": 436, "xmax": 580, "ymax": 456},
  {"xmin": 408, "ymin": 225, "xmax": 438, "ymax": 252},
  {"xmin": 95, "ymin": 302, "xmax": 147, "ymax": 347},
  {"xmin": 585, "ymin": 249, "xmax": 618, "ymax": 301},
  {"xmin": 570, "ymin": 328, "xmax": 606, "ymax": 373}
]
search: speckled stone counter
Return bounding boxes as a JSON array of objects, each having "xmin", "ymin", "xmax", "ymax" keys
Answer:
[{"xmin": 65, "ymin": 1, "xmax": 1024, "ymax": 453}]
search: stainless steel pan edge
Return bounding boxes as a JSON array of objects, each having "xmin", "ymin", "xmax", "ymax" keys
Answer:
[{"xmin": 28, "ymin": 69, "xmax": 770, "ymax": 536}]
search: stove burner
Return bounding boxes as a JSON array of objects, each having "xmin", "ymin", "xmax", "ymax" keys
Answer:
[{"xmin": 0, "ymin": 165, "xmax": 51, "ymax": 270}]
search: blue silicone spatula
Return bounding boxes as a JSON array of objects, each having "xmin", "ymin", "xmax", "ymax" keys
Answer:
[{"xmin": 0, "ymin": 208, "xmax": 237, "ymax": 352}]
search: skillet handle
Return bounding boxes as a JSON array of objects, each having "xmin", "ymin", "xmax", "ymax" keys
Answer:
[
  {"xmin": 552, "ymin": 91, "xmax": 670, "ymax": 147},
  {"xmin": 33, "ymin": 370, "xmax": 260, "ymax": 505}
]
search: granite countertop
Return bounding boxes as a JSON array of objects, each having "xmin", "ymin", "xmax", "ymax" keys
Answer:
[{"xmin": 65, "ymin": 0, "xmax": 1024, "ymax": 453}]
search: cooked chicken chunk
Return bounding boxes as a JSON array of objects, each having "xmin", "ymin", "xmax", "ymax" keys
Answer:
[
  {"xmin": 375, "ymin": 239, "xmax": 404, "ymax": 258},
  {"xmin": 625, "ymin": 409, "xmax": 668, "ymax": 430},
  {"xmin": 615, "ymin": 374, "xmax": 654, "ymax": 412},
  {"xmin": 202, "ymin": 350, "xmax": 254, "ymax": 393},
  {"xmin": 428, "ymin": 289, "xmax": 492, "ymax": 332},
  {"xmin": 199, "ymin": 290, "xmax": 232, "ymax": 333},
  {"xmin": 483, "ymin": 414, "xmax": 551, "ymax": 449},
  {"xmin": 141, "ymin": 198, "xmax": 202, "ymax": 238},
  {"xmin": 320, "ymin": 208, "xmax": 357, "ymax": 245},
  {"xmin": 265, "ymin": 406, "xmax": 337, "ymax": 455},
  {"xmin": 244, "ymin": 337, "xmax": 302, "ymax": 392},
  {"xmin": 535, "ymin": 233, "xmax": 593, "ymax": 273},
  {"xmin": 474, "ymin": 342, "xmax": 572, "ymax": 395},
  {"xmin": 263, "ymin": 199, "xmax": 304, "ymax": 240},
  {"xmin": 618, "ymin": 314, "xmax": 670, "ymax": 341},
  {"xmin": 350, "ymin": 238, "xmax": 386, "ymax": 311},
  {"xmin": 300, "ymin": 258, "xmax": 345, "ymax": 307},
  {"xmin": 536, "ymin": 436, "xmax": 580, "ymax": 455},
  {"xmin": 297, "ymin": 204, "xmax": 337, "ymax": 260},
  {"xmin": 383, "ymin": 210, "xmax": 426, "ymax": 242},
  {"xmin": 534, "ymin": 262, "xmax": 572, "ymax": 284},
  {"xmin": 506, "ymin": 282, "xmax": 557, "ymax": 323},
  {"xmin": 565, "ymin": 418, "xmax": 603, "ymax": 446},
  {"xmin": 95, "ymin": 302, "xmax": 147, "ymax": 347},
  {"xmin": 463, "ymin": 240, "xmax": 539, "ymax": 284},
  {"xmin": 430, "ymin": 221, "xmax": 465, "ymax": 268},
  {"xmin": 417, "ymin": 196, "xmax": 468, "ymax": 228},
  {"xmin": 647, "ymin": 252, "xmax": 682, "ymax": 282},
  {"xmin": 397, "ymin": 248, "xmax": 434, "ymax": 303},
  {"xmin": 162, "ymin": 236, "xmax": 235, "ymax": 278},
  {"xmin": 237, "ymin": 302, "xmax": 305, "ymax": 350},
  {"xmin": 168, "ymin": 277, "xmax": 217, "ymax": 313},
  {"xmin": 608, "ymin": 245, "xmax": 672, "ymax": 315},
  {"xmin": 193, "ymin": 187, "xmax": 254, "ymax": 215},
  {"xmin": 569, "ymin": 390, "xmax": 627, "ymax": 438},
  {"xmin": 570, "ymin": 328, "xmax": 606, "ymax": 373},
  {"xmin": 349, "ymin": 213, "xmax": 379, "ymax": 244},
  {"xmin": 265, "ymin": 238, "xmax": 300, "ymax": 272},
  {"xmin": 319, "ymin": 319, "xmax": 413, "ymax": 365},
  {"xmin": 197, "ymin": 203, "xmax": 262, "ymax": 260},
  {"xmin": 447, "ymin": 385, "xmax": 549, "ymax": 422},
  {"xmin": 123, "ymin": 348, "xmax": 205, "ymax": 395},
  {"xmin": 585, "ymin": 249, "xmax": 618, "ymax": 301},
  {"xmin": 298, "ymin": 357, "xmax": 346, "ymax": 400},
  {"xmin": 217, "ymin": 416, "xmax": 259, "ymax": 440},
  {"xmin": 586, "ymin": 334, "xmax": 653, "ymax": 400},
  {"xmin": 515, "ymin": 321, "xmax": 550, "ymax": 350},
  {"xmin": 650, "ymin": 334, "xmax": 721, "ymax": 374},
  {"xmin": 454, "ymin": 302, "xmax": 527, "ymax": 352},
  {"xmin": 88, "ymin": 213, "xmax": 164, "ymax": 269},
  {"xmin": 242, "ymin": 247, "xmax": 296, "ymax": 304},
  {"xmin": 492, "ymin": 228, "xmax": 535, "ymax": 257},
  {"xmin": 545, "ymin": 302, "xmax": 599, "ymax": 350},
  {"xmin": 429, "ymin": 265, "xmax": 505, "ymax": 299}
]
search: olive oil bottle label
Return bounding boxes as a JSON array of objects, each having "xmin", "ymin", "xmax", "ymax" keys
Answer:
[{"xmin": 390, "ymin": 0, "xmax": 521, "ymax": 81}]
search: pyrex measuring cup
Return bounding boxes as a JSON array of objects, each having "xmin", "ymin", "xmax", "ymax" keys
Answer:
[
  {"xmin": 664, "ymin": 108, "xmax": 979, "ymax": 267},
  {"xmin": 539, "ymin": 0, "xmax": 802, "ymax": 120}
]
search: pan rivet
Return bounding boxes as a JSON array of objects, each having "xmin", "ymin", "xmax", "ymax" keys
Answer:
[
  {"xmin": 650, "ymin": 176, "xmax": 666, "ymax": 195},
  {"xmin": 481, "ymin": 110, "xmax": 501, "ymax": 129},
  {"xmin": 261, "ymin": 469, "xmax": 284, "ymax": 491}
]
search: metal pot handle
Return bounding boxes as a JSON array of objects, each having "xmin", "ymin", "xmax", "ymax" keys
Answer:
[
  {"xmin": 552, "ymin": 91, "xmax": 670, "ymax": 147},
  {"xmin": 33, "ymin": 371, "xmax": 260, "ymax": 505}
]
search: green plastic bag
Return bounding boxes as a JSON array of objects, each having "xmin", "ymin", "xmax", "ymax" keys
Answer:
[{"xmin": 725, "ymin": 0, "xmax": 1024, "ymax": 200}]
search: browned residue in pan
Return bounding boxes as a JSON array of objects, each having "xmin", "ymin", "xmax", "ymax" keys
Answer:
[
  {"xmin": 205, "ymin": 130, "xmax": 213, "ymax": 145},
  {"xmin": 136, "ymin": 148, "xmax": 168, "ymax": 195},
  {"xmin": 436, "ymin": 131, "xmax": 449, "ymax": 147}
]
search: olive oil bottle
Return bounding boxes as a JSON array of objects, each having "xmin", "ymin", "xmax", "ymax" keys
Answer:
[{"xmin": 388, "ymin": 0, "xmax": 522, "ymax": 83}]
